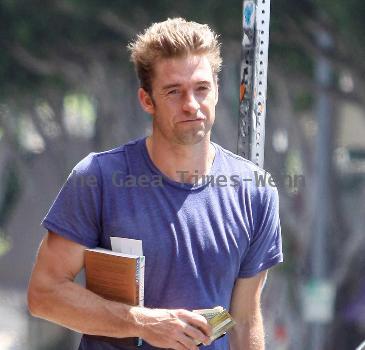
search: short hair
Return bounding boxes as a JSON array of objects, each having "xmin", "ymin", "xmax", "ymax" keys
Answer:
[{"xmin": 128, "ymin": 17, "xmax": 222, "ymax": 94}]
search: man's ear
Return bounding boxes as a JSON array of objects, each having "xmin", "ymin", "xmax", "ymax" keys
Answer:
[{"xmin": 138, "ymin": 88, "xmax": 155, "ymax": 115}]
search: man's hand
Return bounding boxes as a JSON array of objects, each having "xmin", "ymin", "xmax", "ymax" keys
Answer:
[
  {"xmin": 132, "ymin": 307, "xmax": 213, "ymax": 350},
  {"xmin": 28, "ymin": 232, "xmax": 211, "ymax": 346}
]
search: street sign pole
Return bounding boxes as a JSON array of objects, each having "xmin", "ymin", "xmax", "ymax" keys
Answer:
[{"xmin": 238, "ymin": 0, "xmax": 271, "ymax": 168}]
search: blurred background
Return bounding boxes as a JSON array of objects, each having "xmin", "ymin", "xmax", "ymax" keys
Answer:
[{"xmin": 0, "ymin": 0, "xmax": 364, "ymax": 349}]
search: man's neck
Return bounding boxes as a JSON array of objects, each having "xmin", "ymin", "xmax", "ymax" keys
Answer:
[{"xmin": 145, "ymin": 135, "xmax": 216, "ymax": 184}]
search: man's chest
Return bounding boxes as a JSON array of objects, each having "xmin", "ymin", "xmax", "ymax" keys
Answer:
[{"xmin": 99, "ymin": 185, "xmax": 251, "ymax": 305}]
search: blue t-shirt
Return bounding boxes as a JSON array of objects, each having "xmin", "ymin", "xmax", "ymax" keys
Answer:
[{"xmin": 42, "ymin": 137, "xmax": 283, "ymax": 350}]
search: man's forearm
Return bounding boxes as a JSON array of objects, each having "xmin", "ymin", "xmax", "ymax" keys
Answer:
[
  {"xmin": 28, "ymin": 279, "xmax": 140, "ymax": 338},
  {"xmin": 229, "ymin": 314, "xmax": 265, "ymax": 350}
]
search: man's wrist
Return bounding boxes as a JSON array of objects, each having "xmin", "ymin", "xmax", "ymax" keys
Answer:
[{"xmin": 129, "ymin": 306, "xmax": 148, "ymax": 338}]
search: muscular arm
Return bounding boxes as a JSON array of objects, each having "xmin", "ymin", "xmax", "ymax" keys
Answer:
[
  {"xmin": 28, "ymin": 232, "xmax": 211, "ymax": 350},
  {"xmin": 229, "ymin": 271, "xmax": 268, "ymax": 350}
]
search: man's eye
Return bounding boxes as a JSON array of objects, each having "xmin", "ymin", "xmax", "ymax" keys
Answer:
[
  {"xmin": 168, "ymin": 89, "xmax": 179, "ymax": 95},
  {"xmin": 197, "ymin": 86, "xmax": 209, "ymax": 91}
]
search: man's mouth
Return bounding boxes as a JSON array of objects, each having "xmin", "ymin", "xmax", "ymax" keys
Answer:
[{"xmin": 180, "ymin": 118, "xmax": 205, "ymax": 123}]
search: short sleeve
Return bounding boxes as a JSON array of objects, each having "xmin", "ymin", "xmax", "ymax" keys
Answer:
[
  {"xmin": 238, "ymin": 184, "xmax": 283, "ymax": 278},
  {"xmin": 41, "ymin": 153, "xmax": 102, "ymax": 248}
]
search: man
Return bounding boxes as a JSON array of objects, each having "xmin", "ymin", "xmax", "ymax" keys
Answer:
[{"xmin": 28, "ymin": 18, "xmax": 283, "ymax": 350}]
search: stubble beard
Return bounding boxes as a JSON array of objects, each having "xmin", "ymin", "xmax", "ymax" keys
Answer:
[{"xmin": 154, "ymin": 117, "xmax": 212, "ymax": 146}]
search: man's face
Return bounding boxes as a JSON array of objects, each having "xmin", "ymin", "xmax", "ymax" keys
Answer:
[{"xmin": 140, "ymin": 54, "xmax": 218, "ymax": 145}]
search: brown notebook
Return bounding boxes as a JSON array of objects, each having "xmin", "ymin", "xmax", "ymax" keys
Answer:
[{"xmin": 84, "ymin": 248, "xmax": 145, "ymax": 348}]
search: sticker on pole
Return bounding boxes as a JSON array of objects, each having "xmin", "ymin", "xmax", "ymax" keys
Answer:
[
  {"xmin": 243, "ymin": 1, "xmax": 255, "ymax": 30},
  {"xmin": 301, "ymin": 279, "xmax": 336, "ymax": 323}
]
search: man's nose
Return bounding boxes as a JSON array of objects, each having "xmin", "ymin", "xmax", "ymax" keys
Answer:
[{"xmin": 182, "ymin": 91, "xmax": 200, "ymax": 114}]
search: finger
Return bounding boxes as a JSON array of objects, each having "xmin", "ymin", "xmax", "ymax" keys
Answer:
[
  {"xmin": 182, "ymin": 322, "xmax": 210, "ymax": 346},
  {"xmin": 178, "ymin": 311, "xmax": 213, "ymax": 337},
  {"xmin": 176, "ymin": 332, "xmax": 199, "ymax": 350},
  {"xmin": 173, "ymin": 340, "xmax": 190, "ymax": 350}
]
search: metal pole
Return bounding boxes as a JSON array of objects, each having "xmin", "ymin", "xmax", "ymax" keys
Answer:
[
  {"xmin": 238, "ymin": 0, "xmax": 271, "ymax": 168},
  {"xmin": 309, "ymin": 28, "xmax": 334, "ymax": 350}
]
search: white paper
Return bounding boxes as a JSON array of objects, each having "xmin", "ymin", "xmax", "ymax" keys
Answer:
[{"xmin": 110, "ymin": 237, "xmax": 143, "ymax": 256}]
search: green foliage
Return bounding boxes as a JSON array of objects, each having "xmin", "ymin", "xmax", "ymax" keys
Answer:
[
  {"xmin": 293, "ymin": 91, "xmax": 314, "ymax": 112},
  {"xmin": 271, "ymin": 0, "xmax": 314, "ymax": 29},
  {"xmin": 0, "ymin": 0, "xmax": 364, "ymax": 106},
  {"xmin": 64, "ymin": 93, "xmax": 96, "ymax": 137},
  {"xmin": 0, "ymin": 232, "xmax": 11, "ymax": 257},
  {"xmin": 0, "ymin": 165, "xmax": 21, "ymax": 228},
  {"xmin": 271, "ymin": 44, "xmax": 314, "ymax": 76},
  {"xmin": 285, "ymin": 150, "xmax": 304, "ymax": 194},
  {"xmin": 316, "ymin": 0, "xmax": 365, "ymax": 46},
  {"xmin": 0, "ymin": 0, "xmax": 242, "ymax": 101}
]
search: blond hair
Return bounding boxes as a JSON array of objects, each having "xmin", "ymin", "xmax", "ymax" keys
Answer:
[{"xmin": 128, "ymin": 18, "xmax": 222, "ymax": 94}]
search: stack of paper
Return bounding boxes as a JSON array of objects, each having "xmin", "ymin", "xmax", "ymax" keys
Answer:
[{"xmin": 193, "ymin": 306, "xmax": 236, "ymax": 345}]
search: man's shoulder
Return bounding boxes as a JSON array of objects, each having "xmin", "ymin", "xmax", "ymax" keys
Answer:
[
  {"xmin": 93, "ymin": 137, "xmax": 143, "ymax": 160},
  {"xmin": 214, "ymin": 143, "xmax": 278, "ymax": 198},
  {"xmin": 213, "ymin": 142, "xmax": 266, "ymax": 176},
  {"xmin": 72, "ymin": 137, "xmax": 144, "ymax": 176}
]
